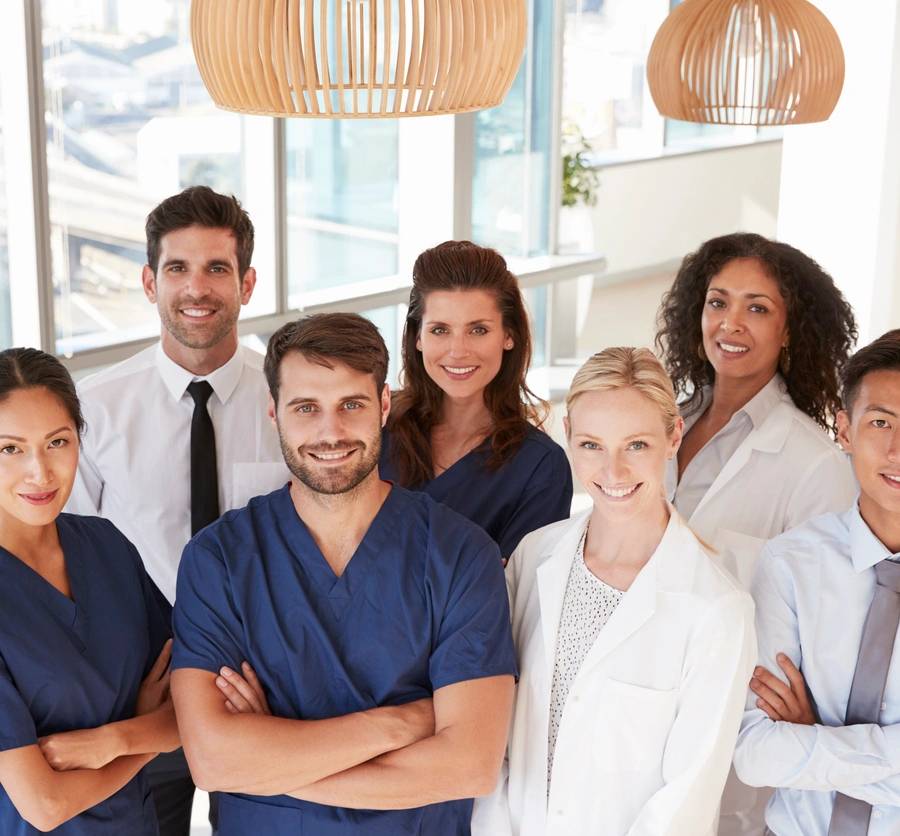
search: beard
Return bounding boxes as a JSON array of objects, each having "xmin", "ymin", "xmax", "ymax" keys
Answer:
[
  {"xmin": 158, "ymin": 295, "xmax": 238, "ymax": 350},
  {"xmin": 279, "ymin": 427, "xmax": 382, "ymax": 496}
]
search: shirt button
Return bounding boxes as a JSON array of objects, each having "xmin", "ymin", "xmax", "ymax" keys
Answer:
[
  {"xmin": 556, "ymin": 809, "xmax": 564, "ymax": 816},
  {"xmin": 873, "ymin": 810, "xmax": 882, "ymax": 819},
  {"xmin": 882, "ymin": 702, "xmax": 888, "ymax": 711}
]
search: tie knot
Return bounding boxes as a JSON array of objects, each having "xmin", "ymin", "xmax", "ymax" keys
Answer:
[
  {"xmin": 187, "ymin": 380, "xmax": 214, "ymax": 407},
  {"xmin": 875, "ymin": 559, "xmax": 900, "ymax": 593}
]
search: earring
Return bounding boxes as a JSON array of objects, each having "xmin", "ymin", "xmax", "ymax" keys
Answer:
[
  {"xmin": 504, "ymin": 340, "xmax": 513, "ymax": 350},
  {"xmin": 779, "ymin": 344, "xmax": 791, "ymax": 375}
]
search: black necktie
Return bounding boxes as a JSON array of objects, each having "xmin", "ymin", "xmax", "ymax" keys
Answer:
[{"xmin": 187, "ymin": 381, "xmax": 220, "ymax": 535}]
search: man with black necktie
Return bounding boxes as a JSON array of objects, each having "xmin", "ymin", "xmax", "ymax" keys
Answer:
[
  {"xmin": 734, "ymin": 329, "xmax": 900, "ymax": 836},
  {"xmin": 67, "ymin": 186, "xmax": 287, "ymax": 835}
]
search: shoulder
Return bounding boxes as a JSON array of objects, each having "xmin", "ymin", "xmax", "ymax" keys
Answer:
[
  {"xmin": 77, "ymin": 344, "xmax": 158, "ymax": 398},
  {"xmin": 237, "ymin": 345, "xmax": 266, "ymax": 376},
  {"xmin": 763, "ymin": 510, "xmax": 848, "ymax": 571},
  {"xmin": 664, "ymin": 514, "xmax": 750, "ymax": 605},
  {"xmin": 399, "ymin": 486, "xmax": 499, "ymax": 556},
  {"xmin": 57, "ymin": 513, "xmax": 144, "ymax": 575},
  {"xmin": 776, "ymin": 398, "xmax": 842, "ymax": 458},
  {"xmin": 510, "ymin": 425, "xmax": 569, "ymax": 470}
]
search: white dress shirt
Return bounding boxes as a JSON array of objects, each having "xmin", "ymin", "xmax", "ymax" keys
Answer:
[
  {"xmin": 666, "ymin": 376, "xmax": 857, "ymax": 836},
  {"xmin": 735, "ymin": 504, "xmax": 900, "ymax": 836},
  {"xmin": 473, "ymin": 508, "xmax": 756, "ymax": 836},
  {"xmin": 67, "ymin": 344, "xmax": 288, "ymax": 602}
]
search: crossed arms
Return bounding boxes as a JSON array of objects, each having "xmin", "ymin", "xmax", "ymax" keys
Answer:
[{"xmin": 172, "ymin": 665, "xmax": 515, "ymax": 808}]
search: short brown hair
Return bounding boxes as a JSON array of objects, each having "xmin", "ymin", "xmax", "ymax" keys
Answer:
[
  {"xmin": 841, "ymin": 329, "xmax": 900, "ymax": 415},
  {"xmin": 264, "ymin": 313, "xmax": 389, "ymax": 404},
  {"xmin": 145, "ymin": 185, "xmax": 254, "ymax": 276}
]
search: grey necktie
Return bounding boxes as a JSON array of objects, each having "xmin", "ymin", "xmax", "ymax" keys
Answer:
[{"xmin": 827, "ymin": 559, "xmax": 900, "ymax": 836}]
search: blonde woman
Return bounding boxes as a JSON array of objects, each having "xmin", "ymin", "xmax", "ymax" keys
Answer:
[{"xmin": 474, "ymin": 347, "xmax": 756, "ymax": 836}]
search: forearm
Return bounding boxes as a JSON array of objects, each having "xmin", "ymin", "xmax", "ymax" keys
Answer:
[
  {"xmin": 22, "ymin": 754, "xmax": 153, "ymax": 832},
  {"xmin": 288, "ymin": 727, "xmax": 499, "ymax": 809},
  {"xmin": 184, "ymin": 708, "xmax": 413, "ymax": 794},
  {"xmin": 735, "ymin": 715, "xmax": 900, "ymax": 791},
  {"xmin": 109, "ymin": 703, "xmax": 180, "ymax": 758}
]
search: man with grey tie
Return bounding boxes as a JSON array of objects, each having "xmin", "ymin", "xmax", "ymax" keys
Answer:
[
  {"xmin": 67, "ymin": 186, "xmax": 287, "ymax": 835},
  {"xmin": 734, "ymin": 328, "xmax": 900, "ymax": 835}
]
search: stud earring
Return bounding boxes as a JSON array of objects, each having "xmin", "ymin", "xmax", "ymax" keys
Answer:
[{"xmin": 779, "ymin": 343, "xmax": 791, "ymax": 375}]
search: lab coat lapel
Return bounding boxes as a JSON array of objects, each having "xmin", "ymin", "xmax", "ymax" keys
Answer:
[
  {"xmin": 690, "ymin": 401, "xmax": 791, "ymax": 523},
  {"xmin": 536, "ymin": 512, "xmax": 590, "ymax": 680},
  {"xmin": 577, "ymin": 549, "xmax": 658, "ymax": 675}
]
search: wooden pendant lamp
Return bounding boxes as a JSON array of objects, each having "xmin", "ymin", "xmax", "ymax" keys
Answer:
[
  {"xmin": 647, "ymin": 0, "xmax": 844, "ymax": 126},
  {"xmin": 190, "ymin": 0, "xmax": 527, "ymax": 118}
]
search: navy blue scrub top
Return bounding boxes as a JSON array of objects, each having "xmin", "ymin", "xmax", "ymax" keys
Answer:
[
  {"xmin": 380, "ymin": 424, "xmax": 573, "ymax": 559},
  {"xmin": 0, "ymin": 514, "xmax": 172, "ymax": 836},
  {"xmin": 172, "ymin": 484, "xmax": 517, "ymax": 836}
]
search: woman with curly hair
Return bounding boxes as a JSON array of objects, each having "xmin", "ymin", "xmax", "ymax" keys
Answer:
[
  {"xmin": 381, "ymin": 240, "xmax": 572, "ymax": 561},
  {"xmin": 655, "ymin": 232, "xmax": 858, "ymax": 836}
]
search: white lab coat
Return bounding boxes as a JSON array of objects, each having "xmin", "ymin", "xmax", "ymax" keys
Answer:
[
  {"xmin": 666, "ymin": 386, "xmax": 857, "ymax": 836},
  {"xmin": 473, "ymin": 508, "xmax": 757, "ymax": 836}
]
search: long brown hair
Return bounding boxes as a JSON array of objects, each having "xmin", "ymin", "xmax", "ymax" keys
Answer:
[{"xmin": 388, "ymin": 240, "xmax": 548, "ymax": 486}]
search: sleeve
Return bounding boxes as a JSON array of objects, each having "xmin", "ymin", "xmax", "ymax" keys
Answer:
[
  {"xmin": 784, "ymin": 447, "xmax": 857, "ymax": 530},
  {"xmin": 113, "ymin": 524, "xmax": 173, "ymax": 677},
  {"xmin": 171, "ymin": 539, "xmax": 245, "ymax": 675},
  {"xmin": 734, "ymin": 547, "xmax": 900, "ymax": 792},
  {"xmin": 429, "ymin": 537, "xmax": 519, "ymax": 691},
  {"xmin": 495, "ymin": 445, "xmax": 573, "ymax": 560},
  {"xmin": 625, "ymin": 591, "xmax": 757, "ymax": 836},
  {"xmin": 0, "ymin": 655, "xmax": 38, "ymax": 752}
]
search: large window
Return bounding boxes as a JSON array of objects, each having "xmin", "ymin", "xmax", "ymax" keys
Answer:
[
  {"xmin": 563, "ymin": 0, "xmax": 780, "ymax": 166},
  {"xmin": 472, "ymin": 0, "xmax": 555, "ymax": 257},
  {"xmin": 42, "ymin": 0, "xmax": 275, "ymax": 355},
  {"xmin": 0, "ymin": 85, "xmax": 10, "ymax": 348},
  {"xmin": 286, "ymin": 121, "xmax": 399, "ymax": 308}
]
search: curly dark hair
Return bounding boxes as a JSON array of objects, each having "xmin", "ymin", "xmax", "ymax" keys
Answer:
[{"xmin": 655, "ymin": 232, "xmax": 857, "ymax": 433}]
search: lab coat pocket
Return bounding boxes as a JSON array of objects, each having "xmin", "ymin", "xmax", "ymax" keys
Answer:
[
  {"xmin": 231, "ymin": 462, "xmax": 290, "ymax": 509},
  {"xmin": 715, "ymin": 529, "xmax": 767, "ymax": 589},
  {"xmin": 595, "ymin": 678, "xmax": 678, "ymax": 774}
]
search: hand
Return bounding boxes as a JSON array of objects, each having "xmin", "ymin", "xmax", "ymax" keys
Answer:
[
  {"xmin": 39, "ymin": 726, "xmax": 119, "ymax": 771},
  {"xmin": 216, "ymin": 662, "xmax": 272, "ymax": 715},
  {"xmin": 750, "ymin": 653, "xmax": 816, "ymax": 725},
  {"xmin": 137, "ymin": 639, "xmax": 172, "ymax": 716}
]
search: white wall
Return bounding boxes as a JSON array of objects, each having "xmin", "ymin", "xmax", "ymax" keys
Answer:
[
  {"xmin": 588, "ymin": 142, "xmax": 783, "ymax": 276},
  {"xmin": 778, "ymin": 0, "xmax": 900, "ymax": 343}
]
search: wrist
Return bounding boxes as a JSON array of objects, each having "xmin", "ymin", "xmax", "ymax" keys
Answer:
[
  {"xmin": 370, "ymin": 705, "xmax": 412, "ymax": 750},
  {"xmin": 105, "ymin": 721, "xmax": 129, "ymax": 760}
]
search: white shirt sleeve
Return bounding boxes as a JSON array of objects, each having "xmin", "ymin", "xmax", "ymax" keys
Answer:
[
  {"xmin": 734, "ymin": 547, "xmax": 900, "ymax": 793},
  {"xmin": 625, "ymin": 591, "xmax": 757, "ymax": 836},
  {"xmin": 66, "ymin": 434, "xmax": 104, "ymax": 516}
]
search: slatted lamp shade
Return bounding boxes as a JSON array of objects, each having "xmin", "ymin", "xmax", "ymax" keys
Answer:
[
  {"xmin": 647, "ymin": 0, "xmax": 845, "ymax": 126},
  {"xmin": 190, "ymin": 0, "xmax": 527, "ymax": 118}
]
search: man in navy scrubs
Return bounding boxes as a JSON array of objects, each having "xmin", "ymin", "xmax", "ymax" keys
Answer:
[{"xmin": 171, "ymin": 313, "xmax": 517, "ymax": 835}]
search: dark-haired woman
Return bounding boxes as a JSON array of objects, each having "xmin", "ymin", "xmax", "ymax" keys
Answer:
[
  {"xmin": 655, "ymin": 233, "xmax": 858, "ymax": 836},
  {"xmin": 0, "ymin": 348, "xmax": 177, "ymax": 835},
  {"xmin": 381, "ymin": 240, "xmax": 573, "ymax": 561}
]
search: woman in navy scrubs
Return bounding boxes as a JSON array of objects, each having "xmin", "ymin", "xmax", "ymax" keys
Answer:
[
  {"xmin": 0, "ymin": 348, "xmax": 176, "ymax": 835},
  {"xmin": 382, "ymin": 241, "xmax": 573, "ymax": 560}
]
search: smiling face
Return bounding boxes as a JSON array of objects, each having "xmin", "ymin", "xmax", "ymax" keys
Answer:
[
  {"xmin": 701, "ymin": 257, "xmax": 789, "ymax": 388},
  {"xmin": 566, "ymin": 387, "xmax": 682, "ymax": 525},
  {"xmin": 0, "ymin": 387, "xmax": 79, "ymax": 529},
  {"xmin": 142, "ymin": 224, "xmax": 256, "ymax": 354},
  {"xmin": 269, "ymin": 352, "xmax": 390, "ymax": 496},
  {"xmin": 837, "ymin": 369, "xmax": 900, "ymax": 540},
  {"xmin": 415, "ymin": 289, "xmax": 512, "ymax": 403}
]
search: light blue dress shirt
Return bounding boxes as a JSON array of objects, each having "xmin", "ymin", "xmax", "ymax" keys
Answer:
[{"xmin": 735, "ymin": 503, "xmax": 900, "ymax": 835}]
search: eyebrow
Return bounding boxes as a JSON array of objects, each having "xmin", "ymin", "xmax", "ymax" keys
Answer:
[
  {"xmin": 0, "ymin": 426, "xmax": 72, "ymax": 442},
  {"xmin": 424, "ymin": 318, "xmax": 497, "ymax": 327},
  {"xmin": 707, "ymin": 287, "xmax": 778, "ymax": 303},
  {"xmin": 284, "ymin": 393, "xmax": 373, "ymax": 407},
  {"xmin": 864, "ymin": 404, "xmax": 899, "ymax": 417}
]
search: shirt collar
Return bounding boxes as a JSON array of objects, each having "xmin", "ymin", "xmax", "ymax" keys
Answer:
[
  {"xmin": 684, "ymin": 373, "xmax": 786, "ymax": 429},
  {"xmin": 154, "ymin": 343, "xmax": 245, "ymax": 405},
  {"xmin": 847, "ymin": 501, "xmax": 899, "ymax": 572}
]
